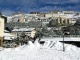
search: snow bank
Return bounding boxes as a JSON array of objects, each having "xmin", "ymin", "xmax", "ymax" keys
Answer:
[
  {"xmin": 2, "ymin": 41, "xmax": 79, "ymax": 52},
  {"xmin": 34, "ymin": 41, "xmax": 40, "ymax": 48},
  {"xmin": 0, "ymin": 47, "xmax": 4, "ymax": 51},
  {"xmin": 42, "ymin": 41, "xmax": 79, "ymax": 51},
  {"xmin": 42, "ymin": 41, "xmax": 51, "ymax": 48},
  {"xmin": 14, "ymin": 41, "xmax": 40, "ymax": 51},
  {"xmin": 0, "ymin": 40, "xmax": 80, "ymax": 60}
]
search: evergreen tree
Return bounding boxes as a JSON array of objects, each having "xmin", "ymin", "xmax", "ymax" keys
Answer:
[{"xmin": 49, "ymin": 19, "xmax": 58, "ymax": 27}]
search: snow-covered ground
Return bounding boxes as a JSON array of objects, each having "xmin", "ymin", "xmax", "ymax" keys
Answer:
[{"xmin": 0, "ymin": 41, "xmax": 80, "ymax": 60}]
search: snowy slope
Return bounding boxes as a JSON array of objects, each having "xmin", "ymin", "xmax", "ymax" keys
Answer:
[{"xmin": 0, "ymin": 41, "xmax": 80, "ymax": 60}]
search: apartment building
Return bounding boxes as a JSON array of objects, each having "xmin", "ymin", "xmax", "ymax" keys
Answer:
[
  {"xmin": 7, "ymin": 13, "xmax": 39, "ymax": 23},
  {"xmin": 7, "ymin": 13, "xmax": 25, "ymax": 23},
  {"xmin": 11, "ymin": 28, "xmax": 36, "ymax": 38},
  {"xmin": 45, "ymin": 11, "xmax": 80, "ymax": 25}
]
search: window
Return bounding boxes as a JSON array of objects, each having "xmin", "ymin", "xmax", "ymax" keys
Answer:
[
  {"xmin": 67, "ymin": 19, "xmax": 69, "ymax": 24},
  {"xmin": 63, "ymin": 20, "xmax": 65, "ymax": 23}
]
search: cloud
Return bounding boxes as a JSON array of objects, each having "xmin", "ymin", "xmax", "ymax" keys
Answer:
[
  {"xmin": 0, "ymin": 0, "xmax": 80, "ymax": 15},
  {"xmin": 70, "ymin": 0, "xmax": 80, "ymax": 3},
  {"xmin": 40, "ymin": 0, "xmax": 80, "ymax": 4}
]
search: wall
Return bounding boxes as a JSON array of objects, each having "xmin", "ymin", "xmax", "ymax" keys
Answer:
[
  {"xmin": 31, "ymin": 30, "xmax": 36, "ymax": 38},
  {"xmin": 0, "ymin": 18, "xmax": 4, "ymax": 46}
]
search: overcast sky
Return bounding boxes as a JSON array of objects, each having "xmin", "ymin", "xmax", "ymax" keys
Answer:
[{"xmin": 0, "ymin": 0, "xmax": 80, "ymax": 15}]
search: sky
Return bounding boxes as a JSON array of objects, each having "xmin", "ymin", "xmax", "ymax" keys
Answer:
[{"xmin": 0, "ymin": 0, "xmax": 80, "ymax": 15}]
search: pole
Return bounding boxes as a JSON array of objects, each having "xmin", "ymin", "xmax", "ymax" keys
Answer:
[
  {"xmin": 41, "ymin": 19, "xmax": 42, "ymax": 28},
  {"xmin": 63, "ymin": 32, "xmax": 65, "ymax": 51}
]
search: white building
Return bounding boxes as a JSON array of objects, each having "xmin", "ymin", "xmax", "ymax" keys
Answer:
[
  {"xmin": 3, "ymin": 33, "xmax": 16, "ymax": 40},
  {"xmin": 11, "ymin": 28, "xmax": 36, "ymax": 38}
]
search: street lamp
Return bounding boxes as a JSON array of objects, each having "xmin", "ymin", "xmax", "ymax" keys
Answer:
[{"xmin": 62, "ymin": 31, "xmax": 65, "ymax": 51}]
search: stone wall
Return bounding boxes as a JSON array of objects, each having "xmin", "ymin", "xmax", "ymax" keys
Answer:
[{"xmin": 0, "ymin": 37, "xmax": 3, "ymax": 47}]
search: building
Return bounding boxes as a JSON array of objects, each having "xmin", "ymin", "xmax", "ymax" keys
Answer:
[
  {"xmin": 3, "ymin": 33, "xmax": 16, "ymax": 40},
  {"xmin": 18, "ymin": 14, "xmax": 25, "ymax": 23},
  {"xmin": 45, "ymin": 11, "xmax": 80, "ymax": 25},
  {"xmin": 0, "ymin": 16, "xmax": 4, "ymax": 46},
  {"xmin": 11, "ymin": 28, "xmax": 36, "ymax": 38},
  {"xmin": 31, "ymin": 29, "xmax": 36, "ymax": 38},
  {"xmin": 30, "ymin": 12, "xmax": 40, "ymax": 14},
  {"xmin": 7, "ymin": 13, "xmax": 25, "ymax": 23},
  {"xmin": 7, "ymin": 13, "xmax": 38, "ymax": 23}
]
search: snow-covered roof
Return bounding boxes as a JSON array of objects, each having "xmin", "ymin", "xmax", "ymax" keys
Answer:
[
  {"xmin": 12, "ymin": 28, "xmax": 35, "ymax": 32},
  {"xmin": 3, "ymin": 33, "xmax": 15, "ymax": 37},
  {"xmin": 4, "ymin": 30, "xmax": 9, "ymax": 33},
  {"xmin": 4, "ymin": 37, "xmax": 15, "ymax": 40}
]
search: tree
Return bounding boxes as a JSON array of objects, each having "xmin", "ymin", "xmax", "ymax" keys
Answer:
[
  {"xmin": 75, "ymin": 29, "xmax": 80, "ymax": 35},
  {"xmin": 20, "ymin": 32, "xmax": 26, "ymax": 45},
  {"xmin": 5, "ymin": 27, "xmax": 13, "ymax": 33},
  {"xmin": 56, "ymin": 30, "xmax": 63, "ymax": 35},
  {"xmin": 74, "ymin": 19, "xmax": 80, "ymax": 26},
  {"xmin": 42, "ymin": 27, "xmax": 48, "ymax": 33},
  {"xmin": 70, "ymin": 29, "xmax": 75, "ymax": 35},
  {"xmin": 48, "ymin": 19, "xmax": 58, "ymax": 27},
  {"xmin": 34, "ymin": 29, "xmax": 44, "ymax": 42}
]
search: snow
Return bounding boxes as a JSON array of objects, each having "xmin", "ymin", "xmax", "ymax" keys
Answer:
[
  {"xmin": 40, "ymin": 37, "xmax": 80, "ymax": 41},
  {"xmin": 12, "ymin": 28, "xmax": 35, "ymax": 32},
  {"xmin": 0, "ymin": 41, "xmax": 80, "ymax": 60},
  {"xmin": 3, "ymin": 33, "xmax": 16, "ymax": 40},
  {"xmin": 4, "ymin": 30, "xmax": 9, "ymax": 33},
  {"xmin": 3, "ymin": 33, "xmax": 15, "ymax": 37},
  {"xmin": 34, "ymin": 41, "xmax": 41, "ymax": 48}
]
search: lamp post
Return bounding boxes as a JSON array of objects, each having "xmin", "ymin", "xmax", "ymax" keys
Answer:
[{"xmin": 62, "ymin": 31, "xmax": 65, "ymax": 52}]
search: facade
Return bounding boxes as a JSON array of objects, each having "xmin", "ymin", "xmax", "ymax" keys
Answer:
[
  {"xmin": 31, "ymin": 29, "xmax": 36, "ymax": 38},
  {"xmin": 7, "ymin": 13, "xmax": 38, "ymax": 23},
  {"xmin": 3, "ymin": 33, "xmax": 15, "ymax": 40},
  {"xmin": 45, "ymin": 11, "xmax": 80, "ymax": 25},
  {"xmin": 11, "ymin": 28, "xmax": 36, "ymax": 38},
  {"xmin": 7, "ymin": 13, "xmax": 25, "ymax": 23},
  {"xmin": 18, "ymin": 15, "xmax": 25, "ymax": 23},
  {"xmin": 0, "ymin": 17, "xmax": 4, "ymax": 46},
  {"xmin": 57, "ymin": 15, "xmax": 72, "ymax": 25},
  {"xmin": 6, "ymin": 11, "xmax": 80, "ymax": 26}
]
